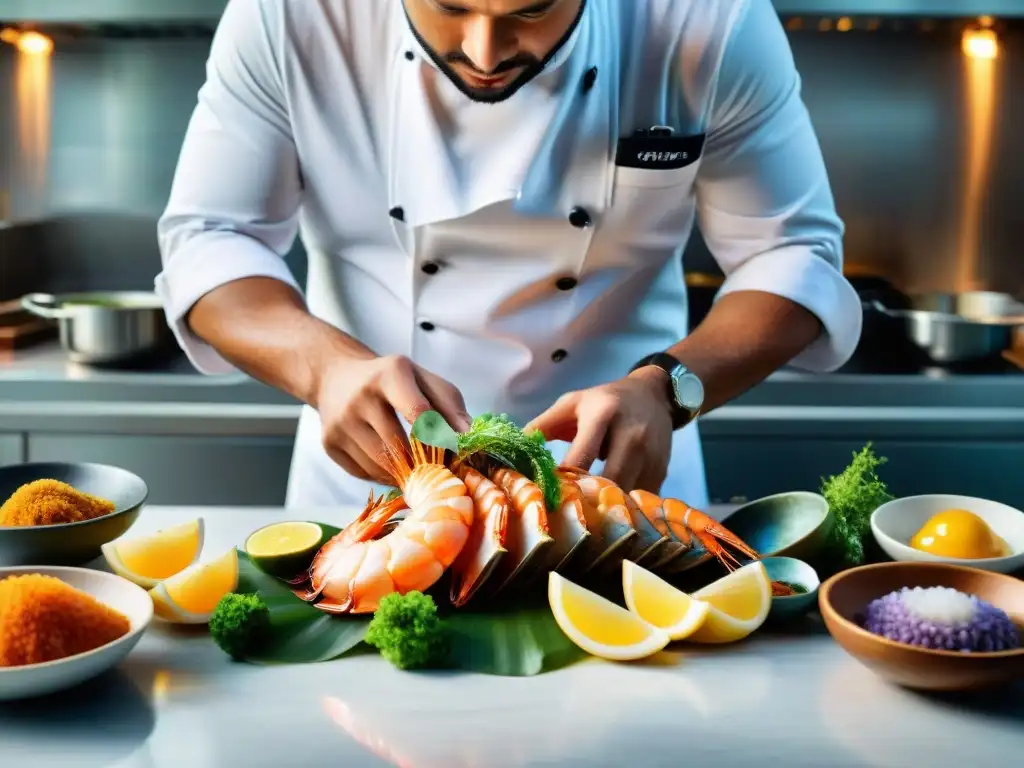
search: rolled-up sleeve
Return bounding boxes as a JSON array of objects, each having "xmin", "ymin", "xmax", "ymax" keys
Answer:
[
  {"xmin": 155, "ymin": 0, "xmax": 302, "ymax": 375},
  {"xmin": 693, "ymin": 0, "xmax": 862, "ymax": 372}
]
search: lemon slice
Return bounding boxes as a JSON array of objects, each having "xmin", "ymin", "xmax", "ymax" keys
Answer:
[
  {"xmin": 101, "ymin": 518, "xmax": 204, "ymax": 588},
  {"xmin": 245, "ymin": 521, "xmax": 325, "ymax": 578},
  {"xmin": 548, "ymin": 571, "xmax": 670, "ymax": 661},
  {"xmin": 687, "ymin": 561, "xmax": 771, "ymax": 644},
  {"xmin": 149, "ymin": 548, "xmax": 239, "ymax": 624},
  {"xmin": 622, "ymin": 560, "xmax": 710, "ymax": 641}
]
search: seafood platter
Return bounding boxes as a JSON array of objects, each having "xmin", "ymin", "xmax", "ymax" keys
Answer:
[{"xmin": 1, "ymin": 411, "xmax": 1022, "ymax": 694}]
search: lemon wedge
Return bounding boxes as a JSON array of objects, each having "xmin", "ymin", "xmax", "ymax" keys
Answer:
[
  {"xmin": 149, "ymin": 548, "xmax": 239, "ymax": 624},
  {"xmin": 548, "ymin": 571, "xmax": 670, "ymax": 661},
  {"xmin": 101, "ymin": 518, "xmax": 204, "ymax": 588},
  {"xmin": 622, "ymin": 560, "xmax": 710, "ymax": 641},
  {"xmin": 687, "ymin": 561, "xmax": 771, "ymax": 644}
]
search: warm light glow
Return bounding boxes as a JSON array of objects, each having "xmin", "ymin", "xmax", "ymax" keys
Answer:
[
  {"xmin": 837, "ymin": 17, "xmax": 853, "ymax": 32},
  {"xmin": 0, "ymin": 27, "xmax": 20, "ymax": 45},
  {"xmin": 955, "ymin": 25, "xmax": 1000, "ymax": 292},
  {"xmin": 13, "ymin": 29, "xmax": 52, "ymax": 220},
  {"xmin": 16, "ymin": 31, "xmax": 53, "ymax": 55},
  {"xmin": 962, "ymin": 28, "xmax": 999, "ymax": 60}
]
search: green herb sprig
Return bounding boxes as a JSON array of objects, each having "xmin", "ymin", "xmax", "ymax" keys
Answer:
[
  {"xmin": 820, "ymin": 443, "xmax": 894, "ymax": 568},
  {"xmin": 456, "ymin": 413, "xmax": 562, "ymax": 512}
]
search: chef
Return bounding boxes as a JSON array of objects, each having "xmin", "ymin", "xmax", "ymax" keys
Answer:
[{"xmin": 155, "ymin": 0, "xmax": 862, "ymax": 509}]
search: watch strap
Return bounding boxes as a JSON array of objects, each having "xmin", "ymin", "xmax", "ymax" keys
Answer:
[{"xmin": 630, "ymin": 352, "xmax": 698, "ymax": 429}]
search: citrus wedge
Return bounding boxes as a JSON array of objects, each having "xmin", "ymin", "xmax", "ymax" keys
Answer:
[
  {"xmin": 548, "ymin": 571, "xmax": 670, "ymax": 661},
  {"xmin": 149, "ymin": 548, "xmax": 239, "ymax": 624},
  {"xmin": 101, "ymin": 518, "xmax": 204, "ymax": 588},
  {"xmin": 245, "ymin": 521, "xmax": 325, "ymax": 578},
  {"xmin": 687, "ymin": 561, "xmax": 771, "ymax": 644},
  {"xmin": 622, "ymin": 560, "xmax": 710, "ymax": 641}
]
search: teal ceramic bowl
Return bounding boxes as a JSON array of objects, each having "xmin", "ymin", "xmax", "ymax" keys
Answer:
[
  {"xmin": 0, "ymin": 462, "xmax": 148, "ymax": 566},
  {"xmin": 722, "ymin": 491, "xmax": 834, "ymax": 562},
  {"xmin": 762, "ymin": 556, "xmax": 820, "ymax": 623}
]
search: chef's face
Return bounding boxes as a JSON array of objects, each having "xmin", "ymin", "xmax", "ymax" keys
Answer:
[{"xmin": 403, "ymin": 0, "xmax": 585, "ymax": 103}]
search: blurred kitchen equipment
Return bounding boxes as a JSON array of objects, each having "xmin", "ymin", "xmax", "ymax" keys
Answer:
[
  {"xmin": 685, "ymin": 272, "xmax": 724, "ymax": 330},
  {"xmin": 0, "ymin": 299, "xmax": 56, "ymax": 352},
  {"xmin": 862, "ymin": 291, "xmax": 1024, "ymax": 365},
  {"xmin": 20, "ymin": 291, "xmax": 175, "ymax": 365}
]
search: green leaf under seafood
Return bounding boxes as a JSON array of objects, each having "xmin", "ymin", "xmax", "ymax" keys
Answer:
[
  {"xmin": 225, "ymin": 530, "xmax": 587, "ymax": 676},
  {"xmin": 411, "ymin": 410, "xmax": 460, "ymax": 454},
  {"xmin": 234, "ymin": 541, "xmax": 371, "ymax": 665},
  {"xmin": 456, "ymin": 412, "xmax": 562, "ymax": 513}
]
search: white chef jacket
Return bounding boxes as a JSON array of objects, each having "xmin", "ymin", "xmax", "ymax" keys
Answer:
[{"xmin": 155, "ymin": 0, "xmax": 862, "ymax": 511}]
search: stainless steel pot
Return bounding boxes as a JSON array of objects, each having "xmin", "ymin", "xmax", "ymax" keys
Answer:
[
  {"xmin": 863, "ymin": 291, "xmax": 1024, "ymax": 364},
  {"xmin": 21, "ymin": 291, "xmax": 174, "ymax": 365}
]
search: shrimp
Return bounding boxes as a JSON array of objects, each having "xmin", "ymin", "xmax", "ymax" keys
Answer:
[
  {"xmin": 543, "ymin": 474, "xmax": 591, "ymax": 572},
  {"xmin": 448, "ymin": 464, "xmax": 509, "ymax": 607},
  {"xmin": 628, "ymin": 489, "xmax": 694, "ymax": 570},
  {"xmin": 487, "ymin": 467, "xmax": 553, "ymax": 593},
  {"xmin": 294, "ymin": 438, "xmax": 473, "ymax": 614},
  {"xmin": 558, "ymin": 467, "xmax": 664, "ymax": 572},
  {"xmin": 629, "ymin": 490, "xmax": 760, "ymax": 573}
]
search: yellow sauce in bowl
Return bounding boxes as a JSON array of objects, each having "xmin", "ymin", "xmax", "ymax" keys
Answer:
[{"xmin": 909, "ymin": 508, "xmax": 1011, "ymax": 559}]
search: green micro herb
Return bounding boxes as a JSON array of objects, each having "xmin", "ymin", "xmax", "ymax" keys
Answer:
[
  {"xmin": 820, "ymin": 443, "xmax": 894, "ymax": 568},
  {"xmin": 456, "ymin": 412, "xmax": 562, "ymax": 512},
  {"xmin": 365, "ymin": 591, "xmax": 449, "ymax": 670}
]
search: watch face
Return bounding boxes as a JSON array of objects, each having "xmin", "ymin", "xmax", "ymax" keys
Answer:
[{"xmin": 670, "ymin": 367, "xmax": 704, "ymax": 412}]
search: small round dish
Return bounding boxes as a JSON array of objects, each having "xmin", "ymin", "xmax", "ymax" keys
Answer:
[
  {"xmin": 761, "ymin": 556, "xmax": 820, "ymax": 624},
  {"xmin": 0, "ymin": 566, "xmax": 153, "ymax": 701},
  {"xmin": 870, "ymin": 494, "xmax": 1024, "ymax": 574},
  {"xmin": 0, "ymin": 462, "xmax": 148, "ymax": 566},
  {"xmin": 721, "ymin": 491, "xmax": 834, "ymax": 562},
  {"xmin": 819, "ymin": 561, "xmax": 1024, "ymax": 691}
]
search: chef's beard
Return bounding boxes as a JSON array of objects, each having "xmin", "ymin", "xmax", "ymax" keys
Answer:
[{"xmin": 403, "ymin": 0, "xmax": 587, "ymax": 105}]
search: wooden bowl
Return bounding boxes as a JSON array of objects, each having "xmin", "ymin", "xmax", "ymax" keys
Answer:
[
  {"xmin": 819, "ymin": 561, "xmax": 1024, "ymax": 691},
  {"xmin": 0, "ymin": 463, "xmax": 148, "ymax": 566}
]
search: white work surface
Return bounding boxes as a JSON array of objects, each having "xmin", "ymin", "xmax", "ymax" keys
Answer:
[{"xmin": 1, "ymin": 505, "xmax": 1022, "ymax": 768}]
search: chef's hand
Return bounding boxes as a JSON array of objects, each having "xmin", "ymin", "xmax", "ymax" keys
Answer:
[
  {"xmin": 314, "ymin": 354, "xmax": 471, "ymax": 484},
  {"xmin": 524, "ymin": 370, "xmax": 674, "ymax": 494}
]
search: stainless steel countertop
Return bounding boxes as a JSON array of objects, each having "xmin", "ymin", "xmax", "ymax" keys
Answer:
[
  {"xmin": 2, "ymin": 504, "xmax": 1021, "ymax": 768},
  {"xmin": 2, "ymin": 342, "xmax": 1024, "ymax": 437}
]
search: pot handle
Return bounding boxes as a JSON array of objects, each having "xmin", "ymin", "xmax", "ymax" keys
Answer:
[
  {"xmin": 861, "ymin": 299, "xmax": 897, "ymax": 316},
  {"xmin": 21, "ymin": 293, "xmax": 71, "ymax": 320}
]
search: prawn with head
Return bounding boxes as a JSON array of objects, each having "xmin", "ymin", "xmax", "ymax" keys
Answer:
[{"xmin": 294, "ymin": 438, "xmax": 474, "ymax": 614}]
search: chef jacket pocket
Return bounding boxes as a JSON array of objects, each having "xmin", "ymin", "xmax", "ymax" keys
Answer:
[
  {"xmin": 612, "ymin": 163, "xmax": 701, "ymax": 190},
  {"xmin": 612, "ymin": 132, "xmax": 705, "ymax": 189}
]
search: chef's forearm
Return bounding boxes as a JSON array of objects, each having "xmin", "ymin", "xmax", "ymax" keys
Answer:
[
  {"xmin": 185, "ymin": 276, "xmax": 376, "ymax": 407},
  {"xmin": 662, "ymin": 290, "xmax": 822, "ymax": 413}
]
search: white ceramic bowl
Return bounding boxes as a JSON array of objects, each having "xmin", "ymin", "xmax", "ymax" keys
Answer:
[
  {"xmin": 870, "ymin": 494, "xmax": 1024, "ymax": 574},
  {"xmin": 0, "ymin": 566, "xmax": 153, "ymax": 701}
]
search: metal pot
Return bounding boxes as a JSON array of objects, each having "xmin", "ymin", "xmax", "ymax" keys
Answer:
[
  {"xmin": 862, "ymin": 291, "xmax": 1024, "ymax": 365},
  {"xmin": 21, "ymin": 291, "xmax": 174, "ymax": 365}
]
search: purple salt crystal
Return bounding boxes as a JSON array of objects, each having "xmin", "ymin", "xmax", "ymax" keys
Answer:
[{"xmin": 860, "ymin": 586, "xmax": 1021, "ymax": 653}]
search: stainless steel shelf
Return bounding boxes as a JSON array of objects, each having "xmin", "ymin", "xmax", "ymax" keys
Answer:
[
  {"xmin": 0, "ymin": 0, "xmax": 226, "ymax": 24},
  {"xmin": 773, "ymin": 0, "xmax": 1024, "ymax": 15},
  {"xmin": 0, "ymin": 0, "xmax": 1020, "ymax": 25}
]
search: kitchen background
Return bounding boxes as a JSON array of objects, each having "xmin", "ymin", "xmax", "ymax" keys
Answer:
[{"xmin": 1, "ymin": 0, "xmax": 1023, "ymax": 509}]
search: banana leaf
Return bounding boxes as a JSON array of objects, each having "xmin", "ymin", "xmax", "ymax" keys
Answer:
[{"xmin": 230, "ymin": 524, "xmax": 587, "ymax": 675}]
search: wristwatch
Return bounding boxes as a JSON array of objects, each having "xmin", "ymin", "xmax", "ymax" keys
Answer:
[{"xmin": 629, "ymin": 352, "xmax": 705, "ymax": 430}]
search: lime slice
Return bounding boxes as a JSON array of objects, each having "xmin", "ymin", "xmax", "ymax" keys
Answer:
[{"xmin": 245, "ymin": 521, "xmax": 326, "ymax": 579}]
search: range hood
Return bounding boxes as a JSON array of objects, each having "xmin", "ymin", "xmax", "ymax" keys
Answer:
[
  {"xmin": 0, "ymin": 0, "xmax": 1020, "ymax": 25},
  {"xmin": 0, "ymin": 0, "xmax": 227, "ymax": 24}
]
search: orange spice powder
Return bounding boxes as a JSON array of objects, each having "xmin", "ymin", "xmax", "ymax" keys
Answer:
[{"xmin": 0, "ymin": 479, "xmax": 116, "ymax": 526}]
